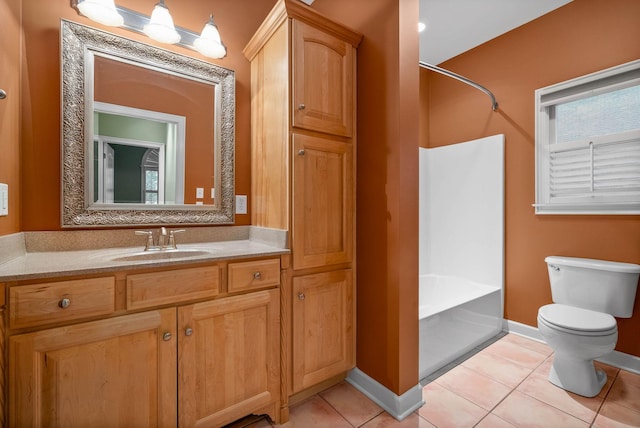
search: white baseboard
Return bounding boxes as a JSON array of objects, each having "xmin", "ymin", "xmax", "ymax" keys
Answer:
[
  {"xmin": 346, "ymin": 368, "xmax": 424, "ymax": 421},
  {"xmin": 503, "ymin": 319, "xmax": 640, "ymax": 375}
]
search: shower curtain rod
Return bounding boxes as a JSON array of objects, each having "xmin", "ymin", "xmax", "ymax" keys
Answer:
[{"xmin": 419, "ymin": 61, "xmax": 498, "ymax": 111}]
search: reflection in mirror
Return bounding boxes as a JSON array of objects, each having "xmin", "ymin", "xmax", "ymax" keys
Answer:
[
  {"xmin": 92, "ymin": 101, "xmax": 186, "ymax": 205},
  {"xmin": 61, "ymin": 20, "xmax": 235, "ymax": 227}
]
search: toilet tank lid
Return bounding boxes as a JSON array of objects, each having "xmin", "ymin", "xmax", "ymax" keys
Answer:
[{"xmin": 545, "ymin": 256, "xmax": 640, "ymax": 274}]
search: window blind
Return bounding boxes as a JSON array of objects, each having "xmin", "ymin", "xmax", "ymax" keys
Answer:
[{"xmin": 549, "ymin": 135, "xmax": 640, "ymax": 202}]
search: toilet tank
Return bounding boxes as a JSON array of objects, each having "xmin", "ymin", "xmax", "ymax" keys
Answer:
[{"xmin": 545, "ymin": 256, "xmax": 640, "ymax": 318}]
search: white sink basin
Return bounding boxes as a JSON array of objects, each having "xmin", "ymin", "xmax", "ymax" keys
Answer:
[{"xmin": 110, "ymin": 249, "xmax": 212, "ymax": 262}]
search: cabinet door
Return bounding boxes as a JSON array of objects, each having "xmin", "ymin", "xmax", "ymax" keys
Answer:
[
  {"xmin": 292, "ymin": 134, "xmax": 354, "ymax": 269},
  {"xmin": 292, "ymin": 269, "xmax": 354, "ymax": 393},
  {"xmin": 9, "ymin": 309, "xmax": 177, "ymax": 427},
  {"xmin": 178, "ymin": 289, "xmax": 280, "ymax": 427},
  {"xmin": 292, "ymin": 134, "xmax": 354, "ymax": 271},
  {"xmin": 292, "ymin": 20, "xmax": 354, "ymax": 137}
]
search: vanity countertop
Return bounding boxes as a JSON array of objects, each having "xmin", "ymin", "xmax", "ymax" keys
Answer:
[{"xmin": 0, "ymin": 227, "xmax": 289, "ymax": 282}]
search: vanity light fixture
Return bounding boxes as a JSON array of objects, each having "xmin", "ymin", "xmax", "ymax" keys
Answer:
[
  {"xmin": 143, "ymin": 0, "xmax": 181, "ymax": 45},
  {"xmin": 77, "ymin": 0, "xmax": 124, "ymax": 27},
  {"xmin": 193, "ymin": 15, "xmax": 226, "ymax": 59},
  {"xmin": 72, "ymin": 0, "xmax": 227, "ymax": 58}
]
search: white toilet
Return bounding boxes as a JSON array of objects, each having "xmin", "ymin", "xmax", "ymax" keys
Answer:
[{"xmin": 537, "ymin": 256, "xmax": 640, "ymax": 397}]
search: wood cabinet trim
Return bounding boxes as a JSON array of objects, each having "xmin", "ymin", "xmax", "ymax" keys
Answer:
[{"xmin": 243, "ymin": 0, "xmax": 362, "ymax": 61}]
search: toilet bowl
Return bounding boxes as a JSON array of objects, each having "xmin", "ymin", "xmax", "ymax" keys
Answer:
[
  {"xmin": 537, "ymin": 303, "xmax": 617, "ymax": 397},
  {"xmin": 537, "ymin": 256, "xmax": 640, "ymax": 398}
]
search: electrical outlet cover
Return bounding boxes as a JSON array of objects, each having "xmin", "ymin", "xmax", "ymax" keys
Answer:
[
  {"xmin": 235, "ymin": 195, "xmax": 247, "ymax": 214},
  {"xmin": 0, "ymin": 183, "xmax": 8, "ymax": 216}
]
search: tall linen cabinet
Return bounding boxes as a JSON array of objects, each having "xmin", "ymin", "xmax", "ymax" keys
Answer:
[{"xmin": 244, "ymin": 0, "xmax": 361, "ymax": 421}]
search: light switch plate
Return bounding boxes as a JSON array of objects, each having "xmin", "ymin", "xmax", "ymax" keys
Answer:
[
  {"xmin": 235, "ymin": 195, "xmax": 247, "ymax": 214},
  {"xmin": 196, "ymin": 187, "xmax": 204, "ymax": 199},
  {"xmin": 0, "ymin": 183, "xmax": 8, "ymax": 216}
]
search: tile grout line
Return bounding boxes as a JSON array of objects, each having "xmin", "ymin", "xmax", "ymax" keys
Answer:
[
  {"xmin": 431, "ymin": 336, "xmax": 580, "ymax": 427},
  {"xmin": 506, "ymin": 355, "xmax": 615, "ymax": 427},
  {"xmin": 315, "ymin": 390, "xmax": 370, "ymax": 428},
  {"xmin": 588, "ymin": 368, "xmax": 621, "ymax": 427},
  {"xmin": 474, "ymin": 351, "xmax": 546, "ymax": 426}
]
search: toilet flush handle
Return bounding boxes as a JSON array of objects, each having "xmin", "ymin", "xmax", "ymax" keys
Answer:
[{"xmin": 549, "ymin": 264, "xmax": 560, "ymax": 271}]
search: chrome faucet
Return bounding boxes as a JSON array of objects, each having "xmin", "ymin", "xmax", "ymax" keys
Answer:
[
  {"xmin": 135, "ymin": 227, "xmax": 185, "ymax": 251},
  {"xmin": 159, "ymin": 227, "xmax": 168, "ymax": 249}
]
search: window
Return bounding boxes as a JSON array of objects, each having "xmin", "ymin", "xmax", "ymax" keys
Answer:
[
  {"xmin": 141, "ymin": 148, "xmax": 160, "ymax": 204},
  {"xmin": 535, "ymin": 60, "xmax": 640, "ymax": 214}
]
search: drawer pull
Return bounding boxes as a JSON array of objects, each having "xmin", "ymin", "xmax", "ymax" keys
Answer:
[
  {"xmin": 298, "ymin": 149, "xmax": 305, "ymax": 156},
  {"xmin": 58, "ymin": 298, "xmax": 71, "ymax": 309},
  {"xmin": 163, "ymin": 332, "xmax": 172, "ymax": 341},
  {"xmin": 298, "ymin": 293, "xmax": 305, "ymax": 301},
  {"xmin": 253, "ymin": 272, "xmax": 262, "ymax": 280},
  {"xmin": 298, "ymin": 103, "xmax": 306, "ymax": 111},
  {"xmin": 185, "ymin": 328, "xmax": 193, "ymax": 336}
]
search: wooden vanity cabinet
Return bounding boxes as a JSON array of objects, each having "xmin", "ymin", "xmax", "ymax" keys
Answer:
[
  {"xmin": 6, "ymin": 257, "xmax": 282, "ymax": 427},
  {"xmin": 244, "ymin": 0, "xmax": 360, "ymax": 412},
  {"xmin": 9, "ymin": 308, "xmax": 177, "ymax": 427},
  {"xmin": 178, "ymin": 289, "xmax": 280, "ymax": 427}
]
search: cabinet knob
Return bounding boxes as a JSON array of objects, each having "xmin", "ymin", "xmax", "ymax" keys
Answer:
[
  {"xmin": 0, "ymin": 89, "xmax": 6, "ymax": 100},
  {"xmin": 298, "ymin": 103, "xmax": 306, "ymax": 111},
  {"xmin": 58, "ymin": 298, "xmax": 71, "ymax": 309},
  {"xmin": 298, "ymin": 149, "xmax": 306, "ymax": 156},
  {"xmin": 185, "ymin": 328, "xmax": 193, "ymax": 336},
  {"xmin": 162, "ymin": 332, "xmax": 172, "ymax": 341},
  {"xmin": 253, "ymin": 271, "xmax": 262, "ymax": 280},
  {"xmin": 298, "ymin": 293, "xmax": 305, "ymax": 301}
]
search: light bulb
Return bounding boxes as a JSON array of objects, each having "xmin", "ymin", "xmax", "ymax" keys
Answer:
[
  {"xmin": 193, "ymin": 15, "xmax": 226, "ymax": 59},
  {"xmin": 143, "ymin": 0, "xmax": 181, "ymax": 44},
  {"xmin": 77, "ymin": 0, "xmax": 124, "ymax": 27}
]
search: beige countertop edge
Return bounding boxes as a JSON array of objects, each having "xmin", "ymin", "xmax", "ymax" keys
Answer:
[{"xmin": 0, "ymin": 240, "xmax": 290, "ymax": 282}]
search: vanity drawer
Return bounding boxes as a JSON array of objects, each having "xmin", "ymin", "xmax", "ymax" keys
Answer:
[
  {"xmin": 228, "ymin": 259, "xmax": 280, "ymax": 292},
  {"xmin": 127, "ymin": 265, "xmax": 220, "ymax": 310},
  {"xmin": 9, "ymin": 277, "xmax": 116, "ymax": 329}
]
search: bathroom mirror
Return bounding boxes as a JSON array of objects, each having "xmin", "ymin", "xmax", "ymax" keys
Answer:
[{"xmin": 61, "ymin": 20, "xmax": 235, "ymax": 227}]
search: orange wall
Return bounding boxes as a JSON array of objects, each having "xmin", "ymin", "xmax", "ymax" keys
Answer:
[
  {"xmin": 423, "ymin": 0, "xmax": 640, "ymax": 356},
  {"xmin": 0, "ymin": 0, "xmax": 21, "ymax": 235},
  {"xmin": 314, "ymin": 0, "xmax": 420, "ymax": 395},
  {"xmin": 19, "ymin": 0, "xmax": 276, "ymax": 230}
]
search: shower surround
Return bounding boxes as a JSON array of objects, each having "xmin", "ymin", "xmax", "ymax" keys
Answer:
[{"xmin": 419, "ymin": 135, "xmax": 505, "ymax": 379}]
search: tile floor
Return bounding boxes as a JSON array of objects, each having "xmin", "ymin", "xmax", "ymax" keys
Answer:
[{"xmin": 234, "ymin": 333, "xmax": 640, "ymax": 427}]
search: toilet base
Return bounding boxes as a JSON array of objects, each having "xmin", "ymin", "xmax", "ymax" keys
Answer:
[{"xmin": 548, "ymin": 354, "xmax": 606, "ymax": 398}]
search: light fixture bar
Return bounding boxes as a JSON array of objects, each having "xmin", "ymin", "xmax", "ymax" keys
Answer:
[
  {"xmin": 71, "ymin": 0, "xmax": 227, "ymax": 59},
  {"xmin": 71, "ymin": 0, "xmax": 200, "ymax": 51}
]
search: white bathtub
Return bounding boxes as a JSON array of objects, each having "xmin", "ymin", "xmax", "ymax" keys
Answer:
[{"xmin": 419, "ymin": 274, "xmax": 502, "ymax": 380}]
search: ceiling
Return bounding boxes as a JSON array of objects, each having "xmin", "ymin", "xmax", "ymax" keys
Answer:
[{"xmin": 419, "ymin": 0, "xmax": 573, "ymax": 65}]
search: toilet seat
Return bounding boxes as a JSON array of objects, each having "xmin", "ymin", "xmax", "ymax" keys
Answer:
[{"xmin": 538, "ymin": 304, "xmax": 617, "ymax": 337}]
